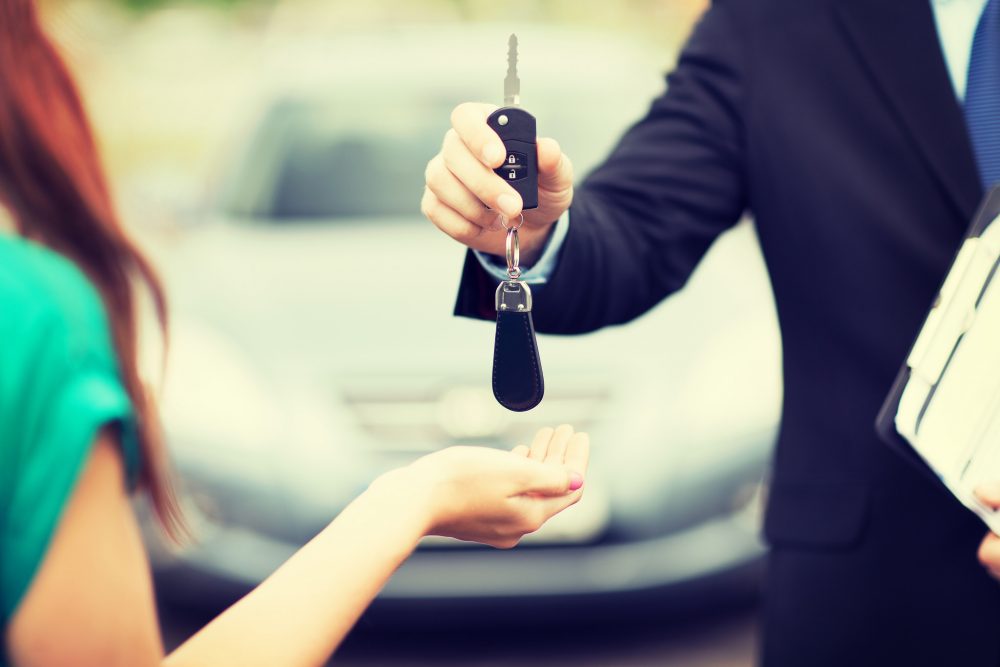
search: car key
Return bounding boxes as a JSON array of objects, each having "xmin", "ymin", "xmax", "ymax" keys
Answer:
[
  {"xmin": 489, "ymin": 35, "xmax": 544, "ymax": 412},
  {"xmin": 486, "ymin": 34, "xmax": 538, "ymax": 210}
]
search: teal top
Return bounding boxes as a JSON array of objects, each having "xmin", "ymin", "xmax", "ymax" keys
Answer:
[{"xmin": 0, "ymin": 234, "xmax": 139, "ymax": 664}]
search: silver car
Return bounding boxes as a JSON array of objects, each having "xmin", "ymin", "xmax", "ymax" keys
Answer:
[{"xmin": 145, "ymin": 26, "xmax": 783, "ymax": 618}]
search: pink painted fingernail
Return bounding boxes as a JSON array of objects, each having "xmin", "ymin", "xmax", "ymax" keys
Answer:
[{"xmin": 569, "ymin": 473, "xmax": 584, "ymax": 491}]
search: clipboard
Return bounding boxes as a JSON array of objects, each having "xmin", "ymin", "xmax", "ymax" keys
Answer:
[{"xmin": 877, "ymin": 185, "xmax": 1000, "ymax": 532}]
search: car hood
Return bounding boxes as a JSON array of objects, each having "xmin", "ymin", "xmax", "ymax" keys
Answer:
[
  {"xmin": 165, "ymin": 218, "xmax": 658, "ymax": 375},
  {"xmin": 158, "ymin": 216, "xmax": 771, "ymax": 378}
]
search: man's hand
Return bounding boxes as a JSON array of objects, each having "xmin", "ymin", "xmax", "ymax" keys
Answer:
[
  {"xmin": 422, "ymin": 102, "xmax": 574, "ymax": 263},
  {"xmin": 975, "ymin": 484, "xmax": 1000, "ymax": 580}
]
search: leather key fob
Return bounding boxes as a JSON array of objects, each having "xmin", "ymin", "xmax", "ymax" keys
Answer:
[{"xmin": 493, "ymin": 283, "xmax": 544, "ymax": 412}]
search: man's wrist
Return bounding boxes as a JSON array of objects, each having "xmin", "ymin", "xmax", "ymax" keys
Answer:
[
  {"xmin": 473, "ymin": 213, "xmax": 569, "ymax": 286},
  {"xmin": 515, "ymin": 222, "xmax": 560, "ymax": 267},
  {"xmin": 479, "ymin": 221, "xmax": 557, "ymax": 265}
]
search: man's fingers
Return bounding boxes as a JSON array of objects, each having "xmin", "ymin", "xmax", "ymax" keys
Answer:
[
  {"xmin": 451, "ymin": 102, "xmax": 504, "ymax": 167},
  {"xmin": 425, "ymin": 155, "xmax": 502, "ymax": 229},
  {"xmin": 980, "ymin": 533, "xmax": 1000, "ymax": 572},
  {"xmin": 421, "ymin": 188, "xmax": 486, "ymax": 245},
  {"xmin": 442, "ymin": 129, "xmax": 523, "ymax": 218},
  {"xmin": 537, "ymin": 136, "xmax": 575, "ymax": 216},
  {"xmin": 976, "ymin": 483, "xmax": 1000, "ymax": 509},
  {"xmin": 428, "ymin": 108, "xmax": 572, "ymax": 241},
  {"xmin": 536, "ymin": 137, "xmax": 574, "ymax": 192},
  {"xmin": 511, "ymin": 445, "xmax": 530, "ymax": 458}
]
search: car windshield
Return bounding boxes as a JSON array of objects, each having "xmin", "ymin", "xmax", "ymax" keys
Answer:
[
  {"xmin": 216, "ymin": 78, "xmax": 651, "ymax": 223},
  {"xmin": 218, "ymin": 98, "xmax": 450, "ymax": 220}
]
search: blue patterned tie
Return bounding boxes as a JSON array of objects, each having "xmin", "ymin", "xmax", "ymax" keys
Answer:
[{"xmin": 966, "ymin": 0, "xmax": 1000, "ymax": 190}]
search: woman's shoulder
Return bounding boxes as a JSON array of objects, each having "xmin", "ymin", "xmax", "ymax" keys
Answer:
[
  {"xmin": 0, "ymin": 234, "xmax": 114, "ymax": 361},
  {"xmin": 0, "ymin": 233, "xmax": 132, "ymax": 449}
]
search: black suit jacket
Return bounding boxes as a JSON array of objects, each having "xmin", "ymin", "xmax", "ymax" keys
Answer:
[{"xmin": 455, "ymin": 0, "xmax": 1000, "ymax": 664}]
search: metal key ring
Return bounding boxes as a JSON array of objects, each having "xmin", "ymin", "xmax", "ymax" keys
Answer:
[
  {"xmin": 500, "ymin": 213, "xmax": 524, "ymax": 231},
  {"xmin": 506, "ymin": 228, "xmax": 521, "ymax": 279}
]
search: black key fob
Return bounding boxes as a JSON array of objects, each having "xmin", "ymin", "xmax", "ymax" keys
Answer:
[
  {"xmin": 487, "ymin": 107, "xmax": 538, "ymax": 210},
  {"xmin": 493, "ymin": 281, "xmax": 544, "ymax": 412}
]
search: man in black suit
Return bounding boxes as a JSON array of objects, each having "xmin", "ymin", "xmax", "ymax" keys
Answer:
[{"xmin": 421, "ymin": 0, "xmax": 1000, "ymax": 664}]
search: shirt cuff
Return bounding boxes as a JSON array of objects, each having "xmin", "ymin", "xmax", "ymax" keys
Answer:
[{"xmin": 472, "ymin": 214, "xmax": 569, "ymax": 286}]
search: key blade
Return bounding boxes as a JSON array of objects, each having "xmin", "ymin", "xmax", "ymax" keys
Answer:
[{"xmin": 504, "ymin": 33, "xmax": 520, "ymax": 106}]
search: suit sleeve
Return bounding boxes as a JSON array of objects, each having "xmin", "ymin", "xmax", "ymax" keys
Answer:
[{"xmin": 454, "ymin": 2, "xmax": 748, "ymax": 333}]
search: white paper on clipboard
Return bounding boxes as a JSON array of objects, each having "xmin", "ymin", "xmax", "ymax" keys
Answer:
[{"xmin": 894, "ymin": 214, "xmax": 1000, "ymax": 532}]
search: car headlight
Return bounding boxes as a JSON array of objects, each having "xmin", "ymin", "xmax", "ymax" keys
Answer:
[
  {"xmin": 598, "ymin": 317, "xmax": 780, "ymax": 540},
  {"xmin": 153, "ymin": 318, "xmax": 283, "ymax": 457}
]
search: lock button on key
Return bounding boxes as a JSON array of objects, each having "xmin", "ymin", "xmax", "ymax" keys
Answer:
[
  {"xmin": 504, "ymin": 165, "xmax": 526, "ymax": 181},
  {"xmin": 504, "ymin": 152, "xmax": 527, "ymax": 180},
  {"xmin": 505, "ymin": 151, "xmax": 526, "ymax": 166}
]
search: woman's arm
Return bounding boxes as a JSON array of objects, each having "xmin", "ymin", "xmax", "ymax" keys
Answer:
[
  {"xmin": 164, "ymin": 469, "xmax": 431, "ymax": 667},
  {"xmin": 6, "ymin": 426, "xmax": 588, "ymax": 667},
  {"xmin": 6, "ymin": 430, "xmax": 164, "ymax": 667}
]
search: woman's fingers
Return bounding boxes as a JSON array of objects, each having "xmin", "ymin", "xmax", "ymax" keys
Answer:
[
  {"xmin": 527, "ymin": 427, "xmax": 555, "ymax": 461},
  {"xmin": 564, "ymin": 432, "xmax": 591, "ymax": 479},
  {"xmin": 534, "ymin": 487, "xmax": 585, "ymax": 519},
  {"xmin": 541, "ymin": 424, "xmax": 574, "ymax": 465},
  {"xmin": 537, "ymin": 434, "xmax": 590, "ymax": 512},
  {"xmin": 514, "ymin": 427, "xmax": 588, "ymax": 498},
  {"xmin": 516, "ymin": 459, "xmax": 578, "ymax": 496},
  {"xmin": 511, "ymin": 444, "xmax": 530, "ymax": 458},
  {"xmin": 522, "ymin": 426, "xmax": 588, "ymax": 493}
]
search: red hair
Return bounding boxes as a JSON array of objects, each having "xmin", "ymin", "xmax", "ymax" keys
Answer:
[{"xmin": 0, "ymin": 0, "xmax": 182, "ymax": 537}]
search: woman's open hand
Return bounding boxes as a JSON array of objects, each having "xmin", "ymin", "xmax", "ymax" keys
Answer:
[{"xmin": 379, "ymin": 425, "xmax": 589, "ymax": 549}]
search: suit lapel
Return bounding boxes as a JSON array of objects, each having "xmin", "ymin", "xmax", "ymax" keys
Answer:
[{"xmin": 836, "ymin": 0, "xmax": 982, "ymax": 223}]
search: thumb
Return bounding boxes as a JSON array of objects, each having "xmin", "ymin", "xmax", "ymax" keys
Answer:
[
  {"xmin": 977, "ymin": 483, "xmax": 1000, "ymax": 509},
  {"xmin": 517, "ymin": 460, "xmax": 584, "ymax": 496},
  {"xmin": 536, "ymin": 137, "xmax": 574, "ymax": 194}
]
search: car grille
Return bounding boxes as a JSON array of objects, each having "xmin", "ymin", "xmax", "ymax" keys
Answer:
[{"xmin": 340, "ymin": 376, "xmax": 611, "ymax": 454}]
